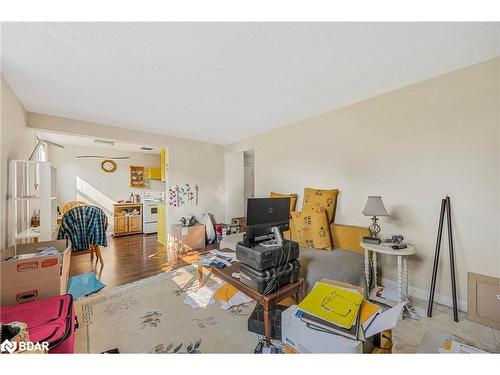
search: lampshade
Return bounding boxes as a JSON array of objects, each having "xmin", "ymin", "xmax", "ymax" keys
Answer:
[{"xmin": 362, "ymin": 196, "xmax": 389, "ymax": 217}]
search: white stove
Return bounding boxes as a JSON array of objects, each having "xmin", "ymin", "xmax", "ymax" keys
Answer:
[{"xmin": 140, "ymin": 191, "xmax": 165, "ymax": 234}]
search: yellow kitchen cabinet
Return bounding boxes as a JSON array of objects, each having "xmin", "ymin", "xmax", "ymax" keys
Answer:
[
  {"xmin": 160, "ymin": 147, "xmax": 168, "ymax": 182},
  {"xmin": 147, "ymin": 167, "xmax": 161, "ymax": 180},
  {"xmin": 157, "ymin": 204, "xmax": 167, "ymax": 246}
]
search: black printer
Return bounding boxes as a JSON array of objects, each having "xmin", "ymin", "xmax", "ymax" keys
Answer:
[
  {"xmin": 236, "ymin": 197, "xmax": 300, "ymax": 295},
  {"xmin": 236, "ymin": 239, "xmax": 299, "ymax": 271}
]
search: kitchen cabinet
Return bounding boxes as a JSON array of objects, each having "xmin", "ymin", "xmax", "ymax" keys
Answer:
[
  {"xmin": 114, "ymin": 216, "xmax": 129, "ymax": 235},
  {"xmin": 160, "ymin": 147, "xmax": 167, "ymax": 182},
  {"xmin": 129, "ymin": 215, "xmax": 142, "ymax": 232},
  {"xmin": 147, "ymin": 167, "xmax": 161, "ymax": 180},
  {"xmin": 113, "ymin": 203, "xmax": 143, "ymax": 237},
  {"xmin": 157, "ymin": 204, "xmax": 167, "ymax": 246}
]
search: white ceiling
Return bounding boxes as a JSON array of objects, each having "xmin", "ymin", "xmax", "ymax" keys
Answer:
[
  {"xmin": 38, "ymin": 131, "xmax": 160, "ymax": 155},
  {"xmin": 2, "ymin": 22, "xmax": 499, "ymax": 145}
]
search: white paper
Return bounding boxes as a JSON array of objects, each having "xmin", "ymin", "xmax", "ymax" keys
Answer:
[
  {"xmin": 219, "ymin": 291, "xmax": 253, "ymax": 310},
  {"xmin": 365, "ymin": 302, "xmax": 406, "ymax": 338},
  {"xmin": 380, "ymin": 287, "xmax": 399, "ymax": 302},
  {"xmin": 438, "ymin": 340, "xmax": 486, "ymax": 354},
  {"xmin": 183, "ymin": 284, "xmax": 219, "ymax": 309}
]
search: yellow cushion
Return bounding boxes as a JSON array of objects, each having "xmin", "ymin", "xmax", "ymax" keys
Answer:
[
  {"xmin": 302, "ymin": 187, "xmax": 339, "ymax": 223},
  {"xmin": 270, "ymin": 192, "xmax": 298, "ymax": 212},
  {"xmin": 330, "ymin": 223, "xmax": 370, "ymax": 254},
  {"xmin": 291, "ymin": 209, "xmax": 332, "ymax": 250}
]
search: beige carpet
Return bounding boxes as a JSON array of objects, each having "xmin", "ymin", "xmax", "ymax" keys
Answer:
[{"xmin": 74, "ymin": 266, "xmax": 259, "ymax": 353}]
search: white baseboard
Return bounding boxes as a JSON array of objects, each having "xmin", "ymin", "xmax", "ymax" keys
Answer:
[{"xmin": 380, "ymin": 277, "xmax": 468, "ymax": 313}]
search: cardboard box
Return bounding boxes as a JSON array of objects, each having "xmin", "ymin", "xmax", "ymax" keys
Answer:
[
  {"xmin": 1, "ymin": 240, "xmax": 71, "ymax": 306},
  {"xmin": 171, "ymin": 224, "xmax": 206, "ymax": 251}
]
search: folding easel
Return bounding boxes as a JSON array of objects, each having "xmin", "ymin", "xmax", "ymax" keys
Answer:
[{"xmin": 427, "ymin": 196, "xmax": 458, "ymax": 322}]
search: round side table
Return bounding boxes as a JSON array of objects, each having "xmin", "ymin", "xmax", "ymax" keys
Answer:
[{"xmin": 360, "ymin": 241, "xmax": 416, "ymax": 303}]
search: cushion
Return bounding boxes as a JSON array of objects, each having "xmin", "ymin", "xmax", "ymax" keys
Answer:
[
  {"xmin": 270, "ymin": 192, "xmax": 298, "ymax": 212},
  {"xmin": 291, "ymin": 209, "xmax": 332, "ymax": 250},
  {"xmin": 302, "ymin": 187, "xmax": 339, "ymax": 223}
]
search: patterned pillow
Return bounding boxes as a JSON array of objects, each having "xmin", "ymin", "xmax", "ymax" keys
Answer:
[
  {"xmin": 290, "ymin": 209, "xmax": 332, "ymax": 250},
  {"xmin": 302, "ymin": 187, "xmax": 339, "ymax": 223},
  {"xmin": 270, "ymin": 192, "xmax": 298, "ymax": 212}
]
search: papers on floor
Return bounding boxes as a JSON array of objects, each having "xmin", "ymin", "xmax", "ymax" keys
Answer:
[
  {"xmin": 183, "ymin": 281, "xmax": 252, "ymax": 311},
  {"xmin": 438, "ymin": 340, "xmax": 486, "ymax": 354},
  {"xmin": 213, "ymin": 283, "xmax": 253, "ymax": 310},
  {"xmin": 183, "ymin": 283, "xmax": 220, "ymax": 309},
  {"xmin": 218, "ymin": 292, "xmax": 253, "ymax": 310}
]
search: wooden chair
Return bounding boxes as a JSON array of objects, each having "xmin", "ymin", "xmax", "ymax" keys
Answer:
[
  {"xmin": 62, "ymin": 200, "xmax": 88, "ymax": 214},
  {"xmin": 61, "ymin": 201, "xmax": 105, "ymax": 267}
]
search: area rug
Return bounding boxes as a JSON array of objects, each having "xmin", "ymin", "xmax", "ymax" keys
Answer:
[{"xmin": 74, "ymin": 265, "xmax": 258, "ymax": 353}]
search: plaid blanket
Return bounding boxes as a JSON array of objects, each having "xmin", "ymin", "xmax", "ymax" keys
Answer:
[{"xmin": 58, "ymin": 205, "xmax": 108, "ymax": 250}]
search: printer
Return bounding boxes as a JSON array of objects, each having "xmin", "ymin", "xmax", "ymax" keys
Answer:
[
  {"xmin": 236, "ymin": 197, "xmax": 300, "ymax": 294},
  {"xmin": 281, "ymin": 305, "xmax": 366, "ymax": 353}
]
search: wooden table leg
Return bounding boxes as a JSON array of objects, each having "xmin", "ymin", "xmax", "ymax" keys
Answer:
[
  {"xmin": 263, "ymin": 302, "xmax": 271, "ymax": 347},
  {"xmin": 95, "ymin": 245, "xmax": 104, "ymax": 266}
]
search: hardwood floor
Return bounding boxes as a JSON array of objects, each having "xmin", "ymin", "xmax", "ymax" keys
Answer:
[{"xmin": 69, "ymin": 234, "xmax": 217, "ymax": 290}]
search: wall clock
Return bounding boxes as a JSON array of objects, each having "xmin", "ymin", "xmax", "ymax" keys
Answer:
[{"xmin": 101, "ymin": 159, "xmax": 117, "ymax": 173}]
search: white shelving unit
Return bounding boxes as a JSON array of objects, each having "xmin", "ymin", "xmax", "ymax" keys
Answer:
[{"xmin": 11, "ymin": 160, "xmax": 57, "ymax": 242}]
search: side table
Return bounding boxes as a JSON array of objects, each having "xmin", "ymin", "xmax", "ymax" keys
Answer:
[{"xmin": 360, "ymin": 241, "xmax": 416, "ymax": 304}]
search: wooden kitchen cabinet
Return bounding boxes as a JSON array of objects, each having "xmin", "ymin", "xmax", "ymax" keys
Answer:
[
  {"xmin": 113, "ymin": 203, "xmax": 143, "ymax": 237},
  {"xmin": 129, "ymin": 215, "xmax": 142, "ymax": 232},
  {"xmin": 114, "ymin": 216, "xmax": 129, "ymax": 235}
]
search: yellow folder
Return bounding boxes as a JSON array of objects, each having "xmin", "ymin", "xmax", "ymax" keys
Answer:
[
  {"xmin": 360, "ymin": 300, "xmax": 382, "ymax": 326},
  {"xmin": 297, "ymin": 282, "xmax": 364, "ymax": 329}
]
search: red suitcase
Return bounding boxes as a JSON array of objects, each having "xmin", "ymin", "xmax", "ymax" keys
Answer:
[{"xmin": 0, "ymin": 294, "xmax": 76, "ymax": 354}]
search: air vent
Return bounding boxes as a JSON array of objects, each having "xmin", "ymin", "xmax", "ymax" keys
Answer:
[
  {"xmin": 94, "ymin": 139, "xmax": 115, "ymax": 145},
  {"xmin": 141, "ymin": 147, "xmax": 154, "ymax": 151}
]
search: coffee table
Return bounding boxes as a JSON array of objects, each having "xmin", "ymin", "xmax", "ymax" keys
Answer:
[{"xmin": 197, "ymin": 258, "xmax": 305, "ymax": 346}]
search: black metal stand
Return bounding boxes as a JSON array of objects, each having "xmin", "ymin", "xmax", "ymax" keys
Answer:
[{"xmin": 427, "ymin": 196, "xmax": 459, "ymax": 321}]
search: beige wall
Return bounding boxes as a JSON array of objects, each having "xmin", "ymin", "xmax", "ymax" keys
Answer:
[
  {"xmin": 27, "ymin": 112, "xmax": 225, "ymax": 229},
  {"xmin": 225, "ymin": 57, "xmax": 500, "ymax": 310},
  {"xmin": 47, "ymin": 143, "xmax": 165, "ymax": 219},
  {"xmin": 0, "ymin": 77, "xmax": 36, "ymax": 249}
]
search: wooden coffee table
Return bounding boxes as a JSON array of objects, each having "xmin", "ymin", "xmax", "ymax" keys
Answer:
[{"xmin": 197, "ymin": 258, "xmax": 304, "ymax": 346}]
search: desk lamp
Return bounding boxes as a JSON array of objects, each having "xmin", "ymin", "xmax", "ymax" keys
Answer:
[{"xmin": 362, "ymin": 196, "xmax": 389, "ymax": 238}]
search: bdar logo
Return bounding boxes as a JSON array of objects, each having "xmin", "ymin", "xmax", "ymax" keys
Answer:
[{"xmin": 1, "ymin": 340, "xmax": 17, "ymax": 354}]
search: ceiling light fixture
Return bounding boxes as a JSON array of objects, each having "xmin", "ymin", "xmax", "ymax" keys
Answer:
[
  {"xmin": 75, "ymin": 155, "xmax": 130, "ymax": 160},
  {"xmin": 94, "ymin": 139, "xmax": 115, "ymax": 145}
]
